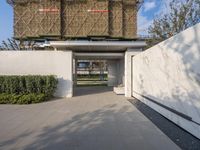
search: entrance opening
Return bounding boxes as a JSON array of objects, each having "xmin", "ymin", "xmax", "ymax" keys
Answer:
[
  {"xmin": 76, "ymin": 60, "xmax": 108, "ymax": 86},
  {"xmin": 73, "ymin": 53, "xmax": 125, "ymax": 96}
]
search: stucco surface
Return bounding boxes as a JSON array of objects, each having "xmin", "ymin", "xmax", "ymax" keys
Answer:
[
  {"xmin": 125, "ymin": 49, "xmax": 142, "ymax": 97},
  {"xmin": 132, "ymin": 23, "xmax": 200, "ymax": 139},
  {"xmin": 0, "ymin": 51, "xmax": 73, "ymax": 97},
  {"xmin": 107, "ymin": 59, "xmax": 124, "ymax": 87}
]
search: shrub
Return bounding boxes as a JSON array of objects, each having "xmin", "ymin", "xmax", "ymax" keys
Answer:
[
  {"xmin": 0, "ymin": 75, "xmax": 58, "ymax": 97},
  {"xmin": 0, "ymin": 93, "xmax": 47, "ymax": 104},
  {"xmin": 0, "ymin": 75, "xmax": 58, "ymax": 104}
]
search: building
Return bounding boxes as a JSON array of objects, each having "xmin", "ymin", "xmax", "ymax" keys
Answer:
[
  {"xmin": 8, "ymin": 0, "xmax": 142, "ymax": 40},
  {"xmin": 2, "ymin": 1, "xmax": 200, "ymax": 140},
  {"xmin": 6, "ymin": 0, "xmax": 146, "ymax": 97}
]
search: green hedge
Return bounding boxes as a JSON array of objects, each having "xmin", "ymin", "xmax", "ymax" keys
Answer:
[
  {"xmin": 0, "ymin": 75, "xmax": 58, "ymax": 104},
  {"xmin": 0, "ymin": 93, "xmax": 47, "ymax": 104}
]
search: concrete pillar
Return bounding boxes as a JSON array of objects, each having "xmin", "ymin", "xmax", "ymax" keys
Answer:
[
  {"xmin": 107, "ymin": 59, "xmax": 125, "ymax": 87},
  {"xmin": 117, "ymin": 58, "xmax": 125, "ymax": 86},
  {"xmin": 125, "ymin": 49, "xmax": 142, "ymax": 98},
  {"xmin": 107, "ymin": 60, "xmax": 118, "ymax": 86},
  {"xmin": 73, "ymin": 59, "xmax": 77, "ymax": 87}
]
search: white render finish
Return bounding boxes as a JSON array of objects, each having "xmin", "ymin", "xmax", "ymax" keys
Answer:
[
  {"xmin": 132, "ymin": 23, "xmax": 200, "ymax": 139},
  {"xmin": 118, "ymin": 58, "xmax": 125, "ymax": 86},
  {"xmin": 73, "ymin": 58, "xmax": 77, "ymax": 86},
  {"xmin": 74, "ymin": 52, "xmax": 124, "ymax": 59},
  {"xmin": 0, "ymin": 51, "xmax": 73, "ymax": 98},
  {"xmin": 107, "ymin": 60, "xmax": 118, "ymax": 86},
  {"xmin": 113, "ymin": 87, "xmax": 125, "ymax": 95},
  {"xmin": 125, "ymin": 49, "xmax": 142, "ymax": 97},
  {"xmin": 50, "ymin": 40, "xmax": 146, "ymax": 51},
  {"xmin": 107, "ymin": 59, "xmax": 125, "ymax": 87}
]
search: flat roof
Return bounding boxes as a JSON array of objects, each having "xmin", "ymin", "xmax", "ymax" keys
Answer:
[
  {"xmin": 49, "ymin": 40, "xmax": 146, "ymax": 52},
  {"xmin": 74, "ymin": 52, "xmax": 124, "ymax": 60}
]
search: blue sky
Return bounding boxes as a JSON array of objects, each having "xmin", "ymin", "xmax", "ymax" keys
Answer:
[
  {"xmin": 138, "ymin": 0, "xmax": 171, "ymax": 35},
  {"xmin": 0, "ymin": 0, "xmax": 170, "ymax": 43},
  {"xmin": 0, "ymin": 0, "xmax": 13, "ymax": 43}
]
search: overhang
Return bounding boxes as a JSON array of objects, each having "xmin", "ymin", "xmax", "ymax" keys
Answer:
[
  {"xmin": 49, "ymin": 40, "xmax": 146, "ymax": 52},
  {"xmin": 74, "ymin": 52, "xmax": 124, "ymax": 60}
]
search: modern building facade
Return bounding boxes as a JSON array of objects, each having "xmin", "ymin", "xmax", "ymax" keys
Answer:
[
  {"xmin": 6, "ymin": 0, "xmax": 146, "ymax": 97},
  {"xmin": 3, "ymin": 0, "xmax": 200, "ymax": 140},
  {"xmin": 8, "ymin": 0, "xmax": 141, "ymax": 40}
]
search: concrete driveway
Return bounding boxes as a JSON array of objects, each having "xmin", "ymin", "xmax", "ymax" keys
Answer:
[{"xmin": 0, "ymin": 87, "xmax": 180, "ymax": 150}]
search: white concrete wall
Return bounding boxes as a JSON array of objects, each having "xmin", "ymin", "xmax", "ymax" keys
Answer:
[
  {"xmin": 108, "ymin": 59, "xmax": 125, "ymax": 87},
  {"xmin": 73, "ymin": 58, "xmax": 77, "ymax": 86},
  {"xmin": 132, "ymin": 23, "xmax": 200, "ymax": 139},
  {"xmin": 107, "ymin": 60, "xmax": 118, "ymax": 86},
  {"xmin": 0, "ymin": 51, "xmax": 73, "ymax": 98},
  {"xmin": 117, "ymin": 58, "xmax": 125, "ymax": 86},
  {"xmin": 125, "ymin": 49, "xmax": 142, "ymax": 97}
]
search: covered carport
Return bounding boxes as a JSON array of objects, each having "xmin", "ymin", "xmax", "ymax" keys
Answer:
[{"xmin": 49, "ymin": 40, "xmax": 146, "ymax": 97}]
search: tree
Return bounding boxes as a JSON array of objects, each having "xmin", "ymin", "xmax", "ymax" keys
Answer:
[
  {"xmin": 0, "ymin": 38, "xmax": 38, "ymax": 50},
  {"xmin": 148, "ymin": 0, "xmax": 200, "ymax": 45}
]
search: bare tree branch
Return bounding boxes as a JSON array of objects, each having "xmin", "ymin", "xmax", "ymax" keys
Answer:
[
  {"xmin": 148, "ymin": 0, "xmax": 200, "ymax": 47},
  {"xmin": 0, "ymin": 38, "xmax": 38, "ymax": 50}
]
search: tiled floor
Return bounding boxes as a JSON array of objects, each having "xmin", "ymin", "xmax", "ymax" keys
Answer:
[{"xmin": 0, "ymin": 86, "xmax": 180, "ymax": 150}]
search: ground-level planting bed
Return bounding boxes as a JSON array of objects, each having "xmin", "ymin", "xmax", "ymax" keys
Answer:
[{"xmin": 0, "ymin": 75, "xmax": 58, "ymax": 104}]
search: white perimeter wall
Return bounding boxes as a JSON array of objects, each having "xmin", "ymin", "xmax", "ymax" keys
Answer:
[
  {"xmin": 0, "ymin": 51, "xmax": 73, "ymax": 98},
  {"xmin": 132, "ymin": 23, "xmax": 200, "ymax": 139},
  {"xmin": 125, "ymin": 49, "xmax": 142, "ymax": 97}
]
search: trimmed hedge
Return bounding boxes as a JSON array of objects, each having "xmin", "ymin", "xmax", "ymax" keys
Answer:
[
  {"xmin": 0, "ymin": 75, "xmax": 58, "ymax": 104},
  {"xmin": 0, "ymin": 93, "xmax": 47, "ymax": 104}
]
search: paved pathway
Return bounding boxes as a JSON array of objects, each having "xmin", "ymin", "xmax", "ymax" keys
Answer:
[{"xmin": 0, "ymin": 87, "xmax": 180, "ymax": 150}]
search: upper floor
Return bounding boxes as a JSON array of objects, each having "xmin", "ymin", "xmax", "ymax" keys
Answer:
[{"xmin": 8, "ymin": 0, "xmax": 142, "ymax": 40}]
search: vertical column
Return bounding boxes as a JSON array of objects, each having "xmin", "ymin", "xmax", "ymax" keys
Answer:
[
  {"xmin": 73, "ymin": 59, "xmax": 77, "ymax": 87},
  {"xmin": 61, "ymin": 50, "xmax": 73, "ymax": 98},
  {"xmin": 107, "ymin": 60, "xmax": 118, "ymax": 86},
  {"xmin": 117, "ymin": 58, "xmax": 125, "ymax": 86},
  {"xmin": 125, "ymin": 49, "xmax": 142, "ymax": 97}
]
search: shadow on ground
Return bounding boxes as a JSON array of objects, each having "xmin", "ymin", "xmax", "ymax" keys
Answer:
[
  {"xmin": 0, "ymin": 104, "xmax": 137, "ymax": 150},
  {"xmin": 74, "ymin": 86, "xmax": 113, "ymax": 97},
  {"xmin": 0, "ymin": 88, "xmax": 180, "ymax": 150},
  {"xmin": 129, "ymin": 98, "xmax": 200, "ymax": 150}
]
